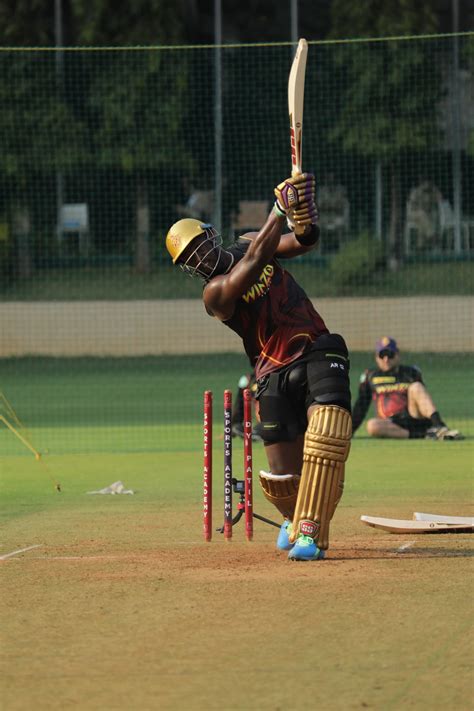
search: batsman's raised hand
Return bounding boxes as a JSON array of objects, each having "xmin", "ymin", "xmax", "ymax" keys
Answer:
[
  {"xmin": 274, "ymin": 173, "xmax": 315, "ymax": 216},
  {"xmin": 287, "ymin": 199, "xmax": 319, "ymax": 236}
]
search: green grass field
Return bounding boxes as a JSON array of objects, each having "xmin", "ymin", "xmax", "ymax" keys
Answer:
[
  {"xmin": 0, "ymin": 352, "xmax": 472, "ymax": 456},
  {"xmin": 1, "ymin": 354, "xmax": 473, "ymax": 709}
]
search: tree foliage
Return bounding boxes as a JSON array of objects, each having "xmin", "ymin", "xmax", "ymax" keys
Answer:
[
  {"xmin": 329, "ymin": 0, "xmax": 442, "ymax": 160},
  {"xmin": 86, "ymin": 51, "xmax": 191, "ymax": 172},
  {"xmin": 326, "ymin": 1, "xmax": 446, "ymax": 263},
  {"xmin": 0, "ymin": 0, "xmax": 471, "ymax": 276},
  {"xmin": 0, "ymin": 53, "xmax": 86, "ymax": 183},
  {"xmin": 0, "ymin": 0, "xmax": 190, "ymax": 47}
]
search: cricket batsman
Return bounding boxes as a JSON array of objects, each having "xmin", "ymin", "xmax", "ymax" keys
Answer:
[{"xmin": 165, "ymin": 173, "xmax": 352, "ymax": 560}]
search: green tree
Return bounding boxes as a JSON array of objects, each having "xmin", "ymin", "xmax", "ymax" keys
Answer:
[
  {"xmin": 465, "ymin": 36, "xmax": 474, "ymax": 157},
  {"xmin": 70, "ymin": 0, "xmax": 186, "ymax": 45},
  {"xmin": 86, "ymin": 49, "xmax": 193, "ymax": 271},
  {"xmin": 0, "ymin": 1, "xmax": 194, "ymax": 273},
  {"xmin": 328, "ymin": 0, "xmax": 441, "ymax": 266},
  {"xmin": 0, "ymin": 0, "xmax": 189, "ymax": 46},
  {"xmin": 0, "ymin": 51, "xmax": 86, "ymax": 276}
]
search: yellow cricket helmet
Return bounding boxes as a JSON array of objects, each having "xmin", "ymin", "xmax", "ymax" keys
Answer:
[{"xmin": 165, "ymin": 218, "xmax": 208, "ymax": 264}]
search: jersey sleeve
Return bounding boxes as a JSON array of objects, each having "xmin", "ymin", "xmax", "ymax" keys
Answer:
[
  {"xmin": 403, "ymin": 364, "xmax": 424, "ymax": 384},
  {"xmin": 351, "ymin": 370, "xmax": 373, "ymax": 434}
]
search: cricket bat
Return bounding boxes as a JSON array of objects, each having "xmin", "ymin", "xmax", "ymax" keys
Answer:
[
  {"xmin": 413, "ymin": 512, "xmax": 474, "ymax": 525},
  {"xmin": 288, "ymin": 38, "xmax": 308, "ymax": 177},
  {"xmin": 360, "ymin": 515, "xmax": 474, "ymax": 534}
]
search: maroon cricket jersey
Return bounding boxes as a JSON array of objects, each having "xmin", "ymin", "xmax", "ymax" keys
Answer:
[
  {"xmin": 352, "ymin": 364, "xmax": 424, "ymax": 432},
  {"xmin": 221, "ymin": 238, "xmax": 328, "ymax": 379}
]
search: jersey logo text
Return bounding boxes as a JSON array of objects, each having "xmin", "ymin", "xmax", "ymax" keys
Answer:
[{"xmin": 242, "ymin": 264, "xmax": 274, "ymax": 303}]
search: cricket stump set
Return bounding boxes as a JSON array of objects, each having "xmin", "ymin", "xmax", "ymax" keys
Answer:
[
  {"xmin": 203, "ymin": 388, "xmax": 280, "ymax": 542},
  {"xmin": 203, "ymin": 388, "xmax": 253, "ymax": 542}
]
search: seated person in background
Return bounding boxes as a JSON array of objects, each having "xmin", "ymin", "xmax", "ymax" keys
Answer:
[{"xmin": 352, "ymin": 337, "xmax": 463, "ymax": 440}]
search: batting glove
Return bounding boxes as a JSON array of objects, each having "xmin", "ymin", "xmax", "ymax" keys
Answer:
[
  {"xmin": 274, "ymin": 173, "xmax": 315, "ymax": 216},
  {"xmin": 287, "ymin": 199, "xmax": 319, "ymax": 236}
]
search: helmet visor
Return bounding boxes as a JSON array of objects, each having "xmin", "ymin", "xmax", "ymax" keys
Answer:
[{"xmin": 179, "ymin": 224, "xmax": 223, "ymax": 279}]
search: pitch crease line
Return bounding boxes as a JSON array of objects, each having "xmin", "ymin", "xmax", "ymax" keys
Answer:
[{"xmin": 0, "ymin": 544, "xmax": 42, "ymax": 560}]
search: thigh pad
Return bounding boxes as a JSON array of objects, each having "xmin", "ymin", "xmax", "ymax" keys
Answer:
[
  {"xmin": 306, "ymin": 333, "xmax": 351, "ymax": 412},
  {"xmin": 257, "ymin": 368, "xmax": 306, "ymax": 443}
]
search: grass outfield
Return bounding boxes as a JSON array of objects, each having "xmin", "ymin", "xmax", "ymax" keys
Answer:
[
  {"xmin": 1, "ymin": 354, "xmax": 473, "ymax": 709},
  {"xmin": 0, "ymin": 352, "xmax": 472, "ymax": 455}
]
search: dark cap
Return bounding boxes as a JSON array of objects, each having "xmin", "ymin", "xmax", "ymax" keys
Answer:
[{"xmin": 375, "ymin": 336, "xmax": 398, "ymax": 355}]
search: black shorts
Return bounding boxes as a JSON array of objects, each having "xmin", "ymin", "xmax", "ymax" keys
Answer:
[
  {"xmin": 390, "ymin": 412, "xmax": 432, "ymax": 439},
  {"xmin": 256, "ymin": 333, "xmax": 351, "ymax": 444}
]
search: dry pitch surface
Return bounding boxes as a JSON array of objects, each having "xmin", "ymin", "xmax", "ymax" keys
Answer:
[{"xmin": 2, "ymin": 505, "xmax": 473, "ymax": 711}]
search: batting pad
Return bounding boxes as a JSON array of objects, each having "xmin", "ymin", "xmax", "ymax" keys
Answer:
[
  {"xmin": 259, "ymin": 470, "xmax": 300, "ymax": 519},
  {"xmin": 290, "ymin": 406, "xmax": 352, "ymax": 550}
]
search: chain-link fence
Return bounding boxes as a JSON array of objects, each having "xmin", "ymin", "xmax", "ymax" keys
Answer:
[{"xmin": 1, "ymin": 35, "xmax": 473, "ymax": 452}]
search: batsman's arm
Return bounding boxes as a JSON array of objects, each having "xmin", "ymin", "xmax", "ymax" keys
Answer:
[
  {"xmin": 204, "ymin": 172, "xmax": 317, "ymax": 319},
  {"xmin": 203, "ymin": 210, "xmax": 286, "ymax": 321},
  {"xmin": 275, "ymin": 223, "xmax": 319, "ymax": 258}
]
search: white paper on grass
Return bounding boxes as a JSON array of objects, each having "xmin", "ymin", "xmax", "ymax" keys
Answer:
[{"xmin": 87, "ymin": 480, "xmax": 134, "ymax": 495}]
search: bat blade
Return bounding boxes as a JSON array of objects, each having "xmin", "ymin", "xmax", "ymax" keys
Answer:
[
  {"xmin": 361, "ymin": 515, "xmax": 474, "ymax": 534},
  {"xmin": 288, "ymin": 38, "xmax": 308, "ymax": 177},
  {"xmin": 413, "ymin": 512, "xmax": 474, "ymax": 525}
]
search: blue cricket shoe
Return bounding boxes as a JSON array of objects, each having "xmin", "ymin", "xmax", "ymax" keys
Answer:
[
  {"xmin": 276, "ymin": 520, "xmax": 293, "ymax": 551},
  {"xmin": 288, "ymin": 534, "xmax": 326, "ymax": 561}
]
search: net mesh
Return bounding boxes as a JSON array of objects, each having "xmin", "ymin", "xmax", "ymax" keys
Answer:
[{"xmin": 1, "ymin": 35, "xmax": 473, "ymax": 453}]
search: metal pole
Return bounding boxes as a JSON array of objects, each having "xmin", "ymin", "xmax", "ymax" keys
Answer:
[
  {"xmin": 290, "ymin": 0, "xmax": 299, "ymax": 45},
  {"xmin": 452, "ymin": 0, "xmax": 462, "ymax": 253},
  {"xmin": 375, "ymin": 161, "xmax": 382, "ymax": 240},
  {"xmin": 55, "ymin": 0, "xmax": 64, "ymax": 245},
  {"xmin": 54, "ymin": 0, "xmax": 63, "ymax": 70},
  {"xmin": 213, "ymin": 0, "xmax": 223, "ymax": 231}
]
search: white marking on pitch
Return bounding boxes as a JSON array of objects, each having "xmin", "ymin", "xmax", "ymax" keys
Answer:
[
  {"xmin": 0, "ymin": 544, "xmax": 42, "ymax": 560},
  {"xmin": 397, "ymin": 540, "xmax": 416, "ymax": 553},
  {"xmin": 43, "ymin": 555, "xmax": 124, "ymax": 560}
]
